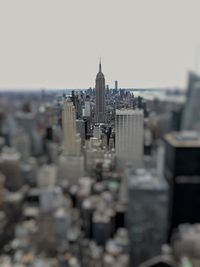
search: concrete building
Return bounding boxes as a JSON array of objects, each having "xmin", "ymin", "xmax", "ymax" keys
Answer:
[
  {"xmin": 115, "ymin": 109, "xmax": 144, "ymax": 168},
  {"xmin": 62, "ymin": 101, "xmax": 81, "ymax": 156},
  {"xmin": 58, "ymin": 101, "xmax": 84, "ymax": 184}
]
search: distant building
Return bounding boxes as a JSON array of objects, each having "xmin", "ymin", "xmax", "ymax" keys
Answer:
[
  {"xmin": 11, "ymin": 128, "xmax": 31, "ymax": 161},
  {"xmin": 115, "ymin": 109, "xmax": 144, "ymax": 168},
  {"xmin": 84, "ymin": 137, "xmax": 105, "ymax": 172},
  {"xmin": 181, "ymin": 72, "xmax": 200, "ymax": 130},
  {"xmin": 76, "ymin": 119, "xmax": 86, "ymax": 146},
  {"xmin": 37, "ymin": 165, "xmax": 57, "ymax": 188},
  {"xmin": 62, "ymin": 101, "xmax": 81, "ymax": 156},
  {"xmin": 164, "ymin": 131, "xmax": 200, "ymax": 238},
  {"xmin": 115, "ymin": 80, "xmax": 118, "ymax": 91},
  {"xmin": 84, "ymin": 100, "xmax": 91, "ymax": 118},
  {"xmin": 95, "ymin": 59, "xmax": 105, "ymax": 123},
  {"xmin": 0, "ymin": 147, "xmax": 23, "ymax": 191},
  {"xmin": 93, "ymin": 125, "xmax": 101, "ymax": 139},
  {"xmin": 58, "ymin": 101, "xmax": 84, "ymax": 184}
]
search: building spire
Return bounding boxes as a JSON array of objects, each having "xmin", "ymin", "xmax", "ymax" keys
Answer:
[{"xmin": 99, "ymin": 57, "xmax": 102, "ymax": 72}]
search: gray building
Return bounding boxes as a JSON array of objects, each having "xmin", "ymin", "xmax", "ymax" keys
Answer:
[
  {"xmin": 127, "ymin": 168, "xmax": 168, "ymax": 266},
  {"xmin": 95, "ymin": 60, "xmax": 105, "ymax": 123},
  {"xmin": 76, "ymin": 119, "xmax": 86, "ymax": 146},
  {"xmin": 181, "ymin": 72, "xmax": 200, "ymax": 130}
]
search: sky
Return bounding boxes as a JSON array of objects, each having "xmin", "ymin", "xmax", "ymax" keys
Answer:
[{"xmin": 0, "ymin": 0, "xmax": 200, "ymax": 90}]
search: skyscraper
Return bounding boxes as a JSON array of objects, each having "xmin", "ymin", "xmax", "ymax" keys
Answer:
[
  {"xmin": 58, "ymin": 101, "xmax": 84, "ymax": 184},
  {"xmin": 127, "ymin": 168, "xmax": 168, "ymax": 266},
  {"xmin": 62, "ymin": 101, "xmax": 81, "ymax": 156},
  {"xmin": 164, "ymin": 131, "xmax": 200, "ymax": 238},
  {"xmin": 115, "ymin": 109, "xmax": 144, "ymax": 168},
  {"xmin": 181, "ymin": 81, "xmax": 200, "ymax": 130},
  {"xmin": 181, "ymin": 72, "xmax": 200, "ymax": 130},
  {"xmin": 115, "ymin": 80, "xmax": 118, "ymax": 91},
  {"xmin": 95, "ymin": 59, "xmax": 105, "ymax": 123}
]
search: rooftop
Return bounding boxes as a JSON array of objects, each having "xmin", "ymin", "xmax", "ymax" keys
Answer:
[
  {"xmin": 116, "ymin": 109, "xmax": 144, "ymax": 115},
  {"xmin": 164, "ymin": 131, "xmax": 200, "ymax": 147},
  {"xmin": 127, "ymin": 168, "xmax": 167, "ymax": 190}
]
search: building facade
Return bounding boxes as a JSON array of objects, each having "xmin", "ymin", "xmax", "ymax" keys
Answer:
[
  {"xmin": 164, "ymin": 132, "xmax": 200, "ymax": 238},
  {"xmin": 62, "ymin": 101, "xmax": 81, "ymax": 156},
  {"xmin": 115, "ymin": 109, "xmax": 144, "ymax": 168}
]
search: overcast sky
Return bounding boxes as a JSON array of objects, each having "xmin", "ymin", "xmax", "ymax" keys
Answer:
[{"xmin": 0, "ymin": 0, "xmax": 200, "ymax": 90}]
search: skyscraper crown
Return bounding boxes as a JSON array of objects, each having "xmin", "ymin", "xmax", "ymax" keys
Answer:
[{"xmin": 96, "ymin": 58, "xmax": 105, "ymax": 79}]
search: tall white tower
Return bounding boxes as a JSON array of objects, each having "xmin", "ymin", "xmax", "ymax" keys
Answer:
[
  {"xmin": 62, "ymin": 101, "xmax": 81, "ymax": 156},
  {"xmin": 115, "ymin": 109, "xmax": 144, "ymax": 168},
  {"xmin": 58, "ymin": 101, "xmax": 84, "ymax": 184}
]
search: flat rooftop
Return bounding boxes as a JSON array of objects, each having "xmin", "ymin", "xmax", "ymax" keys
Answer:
[
  {"xmin": 116, "ymin": 109, "xmax": 143, "ymax": 115},
  {"xmin": 164, "ymin": 131, "xmax": 200, "ymax": 147}
]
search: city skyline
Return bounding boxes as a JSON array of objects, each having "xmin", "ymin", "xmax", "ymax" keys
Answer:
[{"xmin": 1, "ymin": 0, "xmax": 200, "ymax": 90}]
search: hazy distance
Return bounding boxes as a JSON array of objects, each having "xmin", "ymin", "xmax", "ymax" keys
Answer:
[{"xmin": 0, "ymin": 0, "xmax": 200, "ymax": 90}]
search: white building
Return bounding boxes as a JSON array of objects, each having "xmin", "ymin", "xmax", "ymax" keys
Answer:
[
  {"xmin": 115, "ymin": 109, "xmax": 144, "ymax": 168},
  {"xmin": 84, "ymin": 101, "xmax": 91, "ymax": 117},
  {"xmin": 58, "ymin": 101, "xmax": 84, "ymax": 184},
  {"xmin": 62, "ymin": 101, "xmax": 81, "ymax": 156}
]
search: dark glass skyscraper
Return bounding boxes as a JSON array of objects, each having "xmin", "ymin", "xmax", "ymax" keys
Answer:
[
  {"xmin": 95, "ymin": 59, "xmax": 105, "ymax": 123},
  {"xmin": 164, "ymin": 132, "xmax": 200, "ymax": 238}
]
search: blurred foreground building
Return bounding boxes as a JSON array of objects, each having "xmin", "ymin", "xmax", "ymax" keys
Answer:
[
  {"xmin": 164, "ymin": 131, "xmax": 200, "ymax": 238},
  {"xmin": 127, "ymin": 168, "xmax": 168, "ymax": 266}
]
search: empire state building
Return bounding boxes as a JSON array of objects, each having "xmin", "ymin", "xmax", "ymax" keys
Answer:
[{"xmin": 95, "ymin": 59, "xmax": 105, "ymax": 123}]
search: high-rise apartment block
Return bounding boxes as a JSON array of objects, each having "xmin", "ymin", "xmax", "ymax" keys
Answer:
[{"xmin": 115, "ymin": 109, "xmax": 144, "ymax": 168}]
